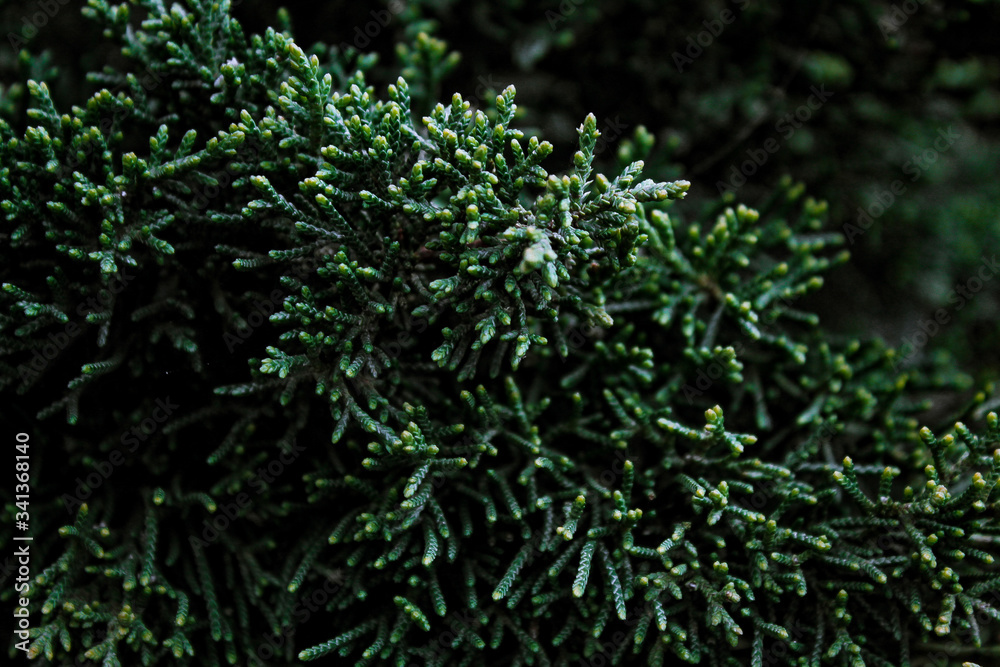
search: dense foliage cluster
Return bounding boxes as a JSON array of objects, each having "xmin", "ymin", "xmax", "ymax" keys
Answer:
[
  {"xmin": 1, "ymin": 1, "xmax": 998, "ymax": 666},
  {"xmin": 257, "ymin": 0, "xmax": 1000, "ymax": 372}
]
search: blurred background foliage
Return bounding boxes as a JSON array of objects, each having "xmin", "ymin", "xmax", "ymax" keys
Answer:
[{"xmin": 2, "ymin": 0, "xmax": 998, "ymax": 383}]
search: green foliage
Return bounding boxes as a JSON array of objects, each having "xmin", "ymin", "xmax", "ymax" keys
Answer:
[
  {"xmin": 366, "ymin": 0, "xmax": 1000, "ymax": 373},
  {"xmin": 1, "ymin": 2, "xmax": 998, "ymax": 666}
]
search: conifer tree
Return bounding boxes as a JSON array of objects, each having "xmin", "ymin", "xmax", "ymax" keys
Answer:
[{"xmin": 2, "ymin": 2, "xmax": 998, "ymax": 666}]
